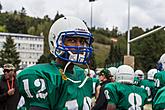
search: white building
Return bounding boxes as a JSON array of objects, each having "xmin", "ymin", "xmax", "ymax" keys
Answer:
[{"xmin": 0, "ymin": 32, "xmax": 44, "ymax": 69}]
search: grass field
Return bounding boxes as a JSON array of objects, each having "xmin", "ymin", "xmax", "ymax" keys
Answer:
[{"xmin": 93, "ymin": 42, "xmax": 110, "ymax": 67}]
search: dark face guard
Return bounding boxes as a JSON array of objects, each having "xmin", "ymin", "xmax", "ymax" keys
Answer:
[{"xmin": 55, "ymin": 31, "xmax": 93, "ymax": 64}]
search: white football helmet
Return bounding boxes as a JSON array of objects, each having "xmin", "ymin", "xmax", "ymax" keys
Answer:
[
  {"xmin": 48, "ymin": 16, "xmax": 93, "ymax": 64},
  {"xmin": 157, "ymin": 53, "xmax": 165, "ymax": 71},
  {"xmin": 135, "ymin": 70, "xmax": 144, "ymax": 80},
  {"xmin": 116, "ymin": 65, "xmax": 134, "ymax": 84},
  {"xmin": 108, "ymin": 67, "xmax": 117, "ymax": 81},
  {"xmin": 147, "ymin": 68, "xmax": 158, "ymax": 80}
]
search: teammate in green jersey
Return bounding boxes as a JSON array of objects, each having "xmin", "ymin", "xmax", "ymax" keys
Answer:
[
  {"xmin": 133, "ymin": 69, "xmax": 144, "ymax": 85},
  {"xmin": 139, "ymin": 69, "xmax": 157, "ymax": 103},
  {"xmin": 104, "ymin": 65, "xmax": 148, "ymax": 110},
  {"xmin": 84, "ymin": 68, "xmax": 99, "ymax": 107},
  {"xmin": 17, "ymin": 16, "xmax": 94, "ymax": 110},
  {"xmin": 139, "ymin": 69, "xmax": 158, "ymax": 110},
  {"xmin": 84, "ymin": 68, "xmax": 99, "ymax": 96},
  {"xmin": 153, "ymin": 53, "xmax": 165, "ymax": 110}
]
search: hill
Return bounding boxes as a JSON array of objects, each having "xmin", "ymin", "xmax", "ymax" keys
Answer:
[{"xmin": 93, "ymin": 42, "xmax": 110, "ymax": 67}]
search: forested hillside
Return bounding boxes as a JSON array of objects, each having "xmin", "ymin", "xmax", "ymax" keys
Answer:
[{"xmin": 0, "ymin": 7, "xmax": 165, "ymax": 72}]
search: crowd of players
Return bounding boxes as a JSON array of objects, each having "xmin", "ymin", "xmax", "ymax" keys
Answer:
[
  {"xmin": 89, "ymin": 53, "xmax": 165, "ymax": 110},
  {"xmin": 16, "ymin": 53, "xmax": 165, "ymax": 110}
]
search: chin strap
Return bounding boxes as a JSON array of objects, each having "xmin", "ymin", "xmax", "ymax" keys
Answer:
[{"xmin": 59, "ymin": 61, "xmax": 90, "ymax": 88}]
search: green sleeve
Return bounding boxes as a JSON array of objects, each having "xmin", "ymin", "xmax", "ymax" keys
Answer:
[
  {"xmin": 17, "ymin": 70, "xmax": 50, "ymax": 109},
  {"xmin": 16, "ymin": 63, "xmax": 62, "ymax": 110},
  {"xmin": 104, "ymin": 83, "xmax": 118, "ymax": 105},
  {"xmin": 153, "ymin": 86, "xmax": 165, "ymax": 110}
]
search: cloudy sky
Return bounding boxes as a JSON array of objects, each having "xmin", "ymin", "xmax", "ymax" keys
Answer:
[{"xmin": 1, "ymin": 0, "xmax": 165, "ymax": 32}]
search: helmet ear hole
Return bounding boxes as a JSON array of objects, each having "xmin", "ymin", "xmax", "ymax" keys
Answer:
[{"xmin": 50, "ymin": 41, "xmax": 54, "ymax": 47}]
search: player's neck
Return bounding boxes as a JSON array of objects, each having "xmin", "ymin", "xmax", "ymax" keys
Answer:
[{"xmin": 56, "ymin": 58, "xmax": 74, "ymax": 72}]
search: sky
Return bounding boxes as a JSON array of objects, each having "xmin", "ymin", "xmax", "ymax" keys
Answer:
[{"xmin": 0, "ymin": 0, "xmax": 165, "ymax": 32}]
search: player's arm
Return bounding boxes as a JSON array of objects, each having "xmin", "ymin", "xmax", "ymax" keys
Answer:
[
  {"xmin": 107, "ymin": 103, "xmax": 116, "ymax": 110},
  {"xmin": 95, "ymin": 85, "xmax": 101, "ymax": 100},
  {"xmin": 104, "ymin": 83, "xmax": 118, "ymax": 110}
]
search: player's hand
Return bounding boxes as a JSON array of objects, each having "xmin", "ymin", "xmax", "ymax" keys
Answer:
[{"xmin": 8, "ymin": 88, "xmax": 15, "ymax": 96}]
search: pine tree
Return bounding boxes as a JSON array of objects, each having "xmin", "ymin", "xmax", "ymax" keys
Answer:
[
  {"xmin": 105, "ymin": 42, "xmax": 123, "ymax": 67},
  {"xmin": 89, "ymin": 50, "xmax": 97, "ymax": 70},
  {"xmin": 0, "ymin": 36, "xmax": 21, "ymax": 69},
  {"xmin": 0, "ymin": 2, "xmax": 2, "ymax": 13},
  {"xmin": 37, "ymin": 54, "xmax": 55, "ymax": 64}
]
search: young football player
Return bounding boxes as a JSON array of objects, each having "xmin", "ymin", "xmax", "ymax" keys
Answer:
[
  {"xmin": 104, "ymin": 65, "xmax": 148, "ymax": 110},
  {"xmin": 17, "ymin": 16, "xmax": 94, "ymax": 110}
]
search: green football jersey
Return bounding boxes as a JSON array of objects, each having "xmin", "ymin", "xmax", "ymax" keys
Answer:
[
  {"xmin": 17, "ymin": 61, "xmax": 93, "ymax": 110},
  {"xmin": 153, "ymin": 86, "xmax": 165, "ymax": 110},
  {"xmin": 154, "ymin": 71, "xmax": 165, "ymax": 89},
  {"xmin": 133, "ymin": 77, "xmax": 140, "ymax": 85},
  {"xmin": 92, "ymin": 78, "xmax": 99, "ymax": 95},
  {"xmin": 104, "ymin": 82, "xmax": 148, "ymax": 110},
  {"xmin": 153, "ymin": 71, "xmax": 165, "ymax": 110},
  {"xmin": 138, "ymin": 79, "xmax": 156, "ymax": 104}
]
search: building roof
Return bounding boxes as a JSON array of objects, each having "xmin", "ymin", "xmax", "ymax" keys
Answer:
[{"xmin": 0, "ymin": 32, "xmax": 44, "ymax": 38}]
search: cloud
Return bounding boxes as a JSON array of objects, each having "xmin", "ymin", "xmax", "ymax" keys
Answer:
[{"xmin": 0, "ymin": 0, "xmax": 165, "ymax": 32}]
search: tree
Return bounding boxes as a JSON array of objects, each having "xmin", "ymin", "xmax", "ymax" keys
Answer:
[
  {"xmin": 27, "ymin": 26, "xmax": 36, "ymax": 35},
  {"xmin": 37, "ymin": 54, "xmax": 49, "ymax": 64},
  {"xmin": 20, "ymin": 7, "xmax": 26, "ymax": 16},
  {"xmin": 131, "ymin": 26, "xmax": 165, "ymax": 72},
  {"xmin": 36, "ymin": 20, "xmax": 52, "ymax": 55},
  {"xmin": 37, "ymin": 54, "xmax": 55, "ymax": 64},
  {"xmin": 5, "ymin": 9, "xmax": 27, "ymax": 33},
  {"xmin": 89, "ymin": 48, "xmax": 97, "ymax": 70},
  {"xmin": 0, "ymin": 2, "xmax": 2, "ymax": 13},
  {"xmin": 53, "ymin": 11, "xmax": 64, "ymax": 22},
  {"xmin": 105, "ymin": 42, "xmax": 123, "ymax": 67},
  {"xmin": 0, "ymin": 36, "xmax": 21, "ymax": 69},
  {"xmin": 0, "ymin": 25, "xmax": 7, "ymax": 32}
]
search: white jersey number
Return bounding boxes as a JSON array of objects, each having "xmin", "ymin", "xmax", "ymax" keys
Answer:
[
  {"xmin": 155, "ymin": 79, "xmax": 160, "ymax": 87},
  {"xmin": 128, "ymin": 93, "xmax": 142, "ymax": 110},
  {"xmin": 65, "ymin": 97, "xmax": 91, "ymax": 110},
  {"xmin": 22, "ymin": 79, "xmax": 48, "ymax": 99}
]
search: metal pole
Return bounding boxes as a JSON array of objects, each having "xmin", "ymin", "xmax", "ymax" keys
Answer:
[
  {"xmin": 90, "ymin": 2, "xmax": 93, "ymax": 29},
  {"xmin": 127, "ymin": 0, "xmax": 131, "ymax": 55},
  {"xmin": 129, "ymin": 26, "xmax": 165, "ymax": 43}
]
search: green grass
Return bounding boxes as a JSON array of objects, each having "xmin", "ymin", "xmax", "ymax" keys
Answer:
[{"xmin": 93, "ymin": 42, "xmax": 110, "ymax": 67}]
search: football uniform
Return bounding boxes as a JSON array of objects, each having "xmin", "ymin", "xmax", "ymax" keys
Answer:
[
  {"xmin": 104, "ymin": 82, "xmax": 148, "ymax": 110},
  {"xmin": 17, "ymin": 61, "xmax": 93, "ymax": 110},
  {"xmin": 153, "ymin": 71, "xmax": 165, "ymax": 109},
  {"xmin": 92, "ymin": 78, "xmax": 99, "ymax": 95},
  {"xmin": 138, "ymin": 79, "xmax": 156, "ymax": 104},
  {"xmin": 154, "ymin": 71, "xmax": 165, "ymax": 89},
  {"xmin": 153, "ymin": 86, "xmax": 165, "ymax": 110},
  {"xmin": 133, "ymin": 77, "xmax": 140, "ymax": 85}
]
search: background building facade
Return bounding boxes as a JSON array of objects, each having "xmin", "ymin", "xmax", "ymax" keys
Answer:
[{"xmin": 0, "ymin": 32, "xmax": 44, "ymax": 68}]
